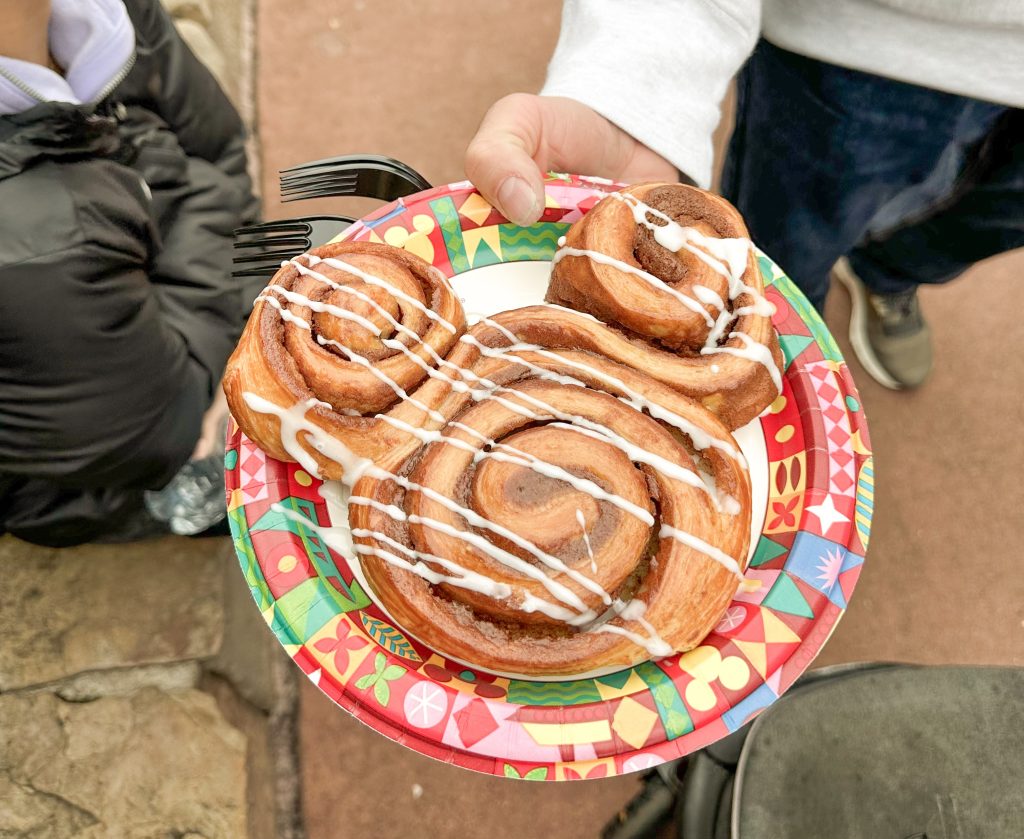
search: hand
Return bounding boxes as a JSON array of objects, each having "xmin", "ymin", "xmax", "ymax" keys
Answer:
[{"xmin": 465, "ymin": 94, "xmax": 681, "ymax": 226}]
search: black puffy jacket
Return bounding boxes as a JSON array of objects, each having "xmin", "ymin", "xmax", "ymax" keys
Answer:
[{"xmin": 0, "ymin": 0, "xmax": 259, "ymax": 546}]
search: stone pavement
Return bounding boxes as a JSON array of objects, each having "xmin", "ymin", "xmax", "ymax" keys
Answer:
[
  {"xmin": 0, "ymin": 535, "xmax": 299, "ymax": 839},
  {"xmin": 254, "ymin": 3, "xmax": 1024, "ymax": 839}
]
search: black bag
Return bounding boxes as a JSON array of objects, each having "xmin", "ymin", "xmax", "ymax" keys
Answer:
[{"xmin": 605, "ymin": 663, "xmax": 1024, "ymax": 839}]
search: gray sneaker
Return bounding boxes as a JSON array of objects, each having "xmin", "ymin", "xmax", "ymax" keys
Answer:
[{"xmin": 833, "ymin": 257, "xmax": 932, "ymax": 389}]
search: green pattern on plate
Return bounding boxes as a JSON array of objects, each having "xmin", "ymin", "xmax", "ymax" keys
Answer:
[
  {"xmin": 231, "ymin": 507, "xmax": 273, "ymax": 610},
  {"xmin": 762, "ymin": 573, "xmax": 815, "ymax": 619},
  {"xmin": 273, "ymin": 577, "xmax": 352, "ymax": 643},
  {"xmin": 430, "ymin": 196, "xmax": 470, "ymax": 273},
  {"xmin": 360, "ymin": 615, "xmax": 422, "ymax": 663},
  {"xmin": 355, "ymin": 652, "xmax": 406, "ymax": 707},
  {"xmin": 749, "ymin": 536, "xmax": 789, "ymax": 568},
  {"xmin": 773, "ymin": 271, "xmax": 843, "ymax": 363},
  {"xmin": 504, "ymin": 764, "xmax": 549, "ymax": 781},
  {"xmin": 506, "ymin": 677, "xmax": 603, "ymax": 706},
  {"xmin": 635, "ymin": 661, "xmax": 693, "ymax": 739},
  {"xmin": 250, "ymin": 496, "xmax": 317, "ymax": 533},
  {"xmin": 496, "ymin": 222, "xmax": 568, "ymax": 261},
  {"xmin": 779, "ymin": 334, "xmax": 815, "ymax": 369}
]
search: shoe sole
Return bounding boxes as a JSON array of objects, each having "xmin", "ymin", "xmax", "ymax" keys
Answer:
[{"xmin": 832, "ymin": 258, "xmax": 903, "ymax": 391}]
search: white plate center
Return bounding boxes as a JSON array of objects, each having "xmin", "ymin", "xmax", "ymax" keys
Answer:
[{"xmin": 448, "ymin": 260, "xmax": 554, "ymax": 323}]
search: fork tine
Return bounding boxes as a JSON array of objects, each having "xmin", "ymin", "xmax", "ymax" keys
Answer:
[
  {"xmin": 279, "ymin": 178, "xmax": 359, "ymax": 195},
  {"xmin": 279, "ymin": 174, "xmax": 360, "ymax": 191},
  {"xmin": 279, "ymin": 169, "xmax": 360, "ymax": 182},
  {"xmin": 235, "ymin": 220, "xmax": 313, "ymax": 236},
  {"xmin": 280, "ymin": 154, "xmax": 427, "ymax": 182},
  {"xmin": 279, "ymin": 169, "xmax": 361, "ymax": 181},
  {"xmin": 279, "ymin": 182, "xmax": 357, "ymax": 197},
  {"xmin": 279, "ymin": 164, "xmax": 413, "ymax": 181},
  {"xmin": 281, "ymin": 188, "xmax": 359, "ymax": 202},
  {"xmin": 233, "ymin": 236, "xmax": 311, "ymax": 250},
  {"xmin": 280, "ymin": 163, "xmax": 429, "ymax": 189},
  {"xmin": 232, "ymin": 213, "xmax": 355, "ymax": 285}
]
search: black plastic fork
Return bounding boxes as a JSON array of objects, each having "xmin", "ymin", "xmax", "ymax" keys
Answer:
[
  {"xmin": 279, "ymin": 153, "xmax": 432, "ymax": 202},
  {"xmin": 231, "ymin": 215, "xmax": 355, "ymax": 280}
]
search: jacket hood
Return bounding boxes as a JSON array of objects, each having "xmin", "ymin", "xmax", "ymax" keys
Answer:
[{"xmin": 0, "ymin": 102, "xmax": 121, "ymax": 180}]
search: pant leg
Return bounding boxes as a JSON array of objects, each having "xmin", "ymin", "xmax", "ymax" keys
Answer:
[
  {"xmin": 721, "ymin": 41, "xmax": 1006, "ymax": 311},
  {"xmin": 848, "ymin": 109, "xmax": 1024, "ymax": 296}
]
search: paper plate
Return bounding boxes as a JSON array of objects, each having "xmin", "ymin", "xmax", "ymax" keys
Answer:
[{"xmin": 225, "ymin": 174, "xmax": 873, "ymax": 780}]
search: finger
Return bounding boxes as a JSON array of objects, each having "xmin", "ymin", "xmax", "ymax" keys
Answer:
[{"xmin": 465, "ymin": 94, "xmax": 546, "ymax": 226}]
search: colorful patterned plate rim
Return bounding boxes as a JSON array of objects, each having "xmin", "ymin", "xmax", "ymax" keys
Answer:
[{"xmin": 226, "ymin": 174, "xmax": 873, "ymax": 781}]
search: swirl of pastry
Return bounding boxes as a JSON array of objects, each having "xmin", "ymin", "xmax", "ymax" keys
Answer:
[
  {"xmin": 223, "ymin": 241, "xmax": 466, "ymax": 479},
  {"xmin": 548, "ymin": 183, "xmax": 783, "ymax": 429},
  {"xmin": 346, "ymin": 307, "xmax": 751, "ymax": 676}
]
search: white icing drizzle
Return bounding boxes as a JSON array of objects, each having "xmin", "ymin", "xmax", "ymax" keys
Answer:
[
  {"xmin": 660, "ymin": 524, "xmax": 743, "ymax": 579},
  {"xmin": 692, "ymin": 284, "xmax": 725, "ymax": 313},
  {"xmin": 273, "ymin": 502, "xmax": 515, "ymax": 600},
  {"xmin": 378, "ymin": 413, "xmax": 656, "ymax": 525},
  {"xmin": 255, "ymin": 294, "xmax": 310, "ymax": 330},
  {"xmin": 702, "ymin": 332, "xmax": 783, "ymax": 393},
  {"xmin": 576, "ymin": 190, "xmax": 780, "ymax": 393},
  {"xmin": 552, "ymin": 245, "xmax": 713, "ymax": 326},
  {"xmin": 348, "ymin": 495, "xmax": 601, "ymax": 621},
  {"xmin": 591, "ymin": 599, "xmax": 673, "ymax": 658},
  {"xmin": 243, "ymin": 393, "xmax": 602, "ymax": 620},
  {"xmin": 292, "ymin": 254, "xmax": 459, "ymax": 335},
  {"xmin": 474, "ymin": 317, "xmax": 746, "ymax": 465},
  {"xmin": 576, "ymin": 509, "xmax": 597, "ymax": 573},
  {"xmin": 265, "ymin": 284, "xmax": 382, "ymax": 335},
  {"xmin": 517, "ymin": 593, "xmax": 581, "ymax": 623},
  {"xmin": 533, "ymin": 302, "xmax": 603, "ymax": 324}
]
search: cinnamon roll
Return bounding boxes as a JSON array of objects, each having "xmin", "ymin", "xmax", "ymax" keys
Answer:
[
  {"xmin": 223, "ymin": 240, "xmax": 466, "ymax": 480},
  {"xmin": 225, "ymin": 183, "xmax": 770, "ymax": 675},
  {"xmin": 548, "ymin": 182, "xmax": 783, "ymax": 429},
  {"xmin": 347, "ymin": 308, "xmax": 751, "ymax": 675}
]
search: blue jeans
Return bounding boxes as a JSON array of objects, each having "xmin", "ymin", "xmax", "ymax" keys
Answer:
[{"xmin": 721, "ymin": 41, "xmax": 1024, "ymax": 311}]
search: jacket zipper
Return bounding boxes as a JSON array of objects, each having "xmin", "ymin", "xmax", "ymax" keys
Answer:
[
  {"xmin": 0, "ymin": 66, "xmax": 52, "ymax": 104},
  {"xmin": 0, "ymin": 51, "xmax": 136, "ymax": 107},
  {"xmin": 91, "ymin": 52, "xmax": 136, "ymax": 105}
]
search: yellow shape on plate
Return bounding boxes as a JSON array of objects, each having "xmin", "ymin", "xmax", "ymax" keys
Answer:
[
  {"xmin": 774, "ymin": 425, "xmax": 795, "ymax": 444},
  {"xmin": 457, "ymin": 192, "xmax": 494, "ymax": 226},
  {"xmin": 685, "ymin": 679, "xmax": 717, "ymax": 712},
  {"xmin": 612, "ymin": 696, "xmax": 659, "ymax": 750},
  {"xmin": 760, "ymin": 608, "xmax": 801, "ymax": 644},
  {"xmin": 719, "ymin": 656, "xmax": 751, "ymax": 691},
  {"xmin": 732, "ymin": 640, "xmax": 769, "ymax": 679},
  {"xmin": 522, "ymin": 720, "xmax": 612, "ymax": 746},
  {"xmin": 594, "ymin": 670, "xmax": 649, "ymax": 701},
  {"xmin": 678, "ymin": 645, "xmax": 721, "ymax": 681}
]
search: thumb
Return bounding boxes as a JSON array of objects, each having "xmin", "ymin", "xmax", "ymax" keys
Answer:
[{"xmin": 465, "ymin": 94, "xmax": 546, "ymax": 226}]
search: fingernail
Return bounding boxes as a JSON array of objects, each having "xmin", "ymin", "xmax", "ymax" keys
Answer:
[{"xmin": 497, "ymin": 176, "xmax": 541, "ymax": 226}]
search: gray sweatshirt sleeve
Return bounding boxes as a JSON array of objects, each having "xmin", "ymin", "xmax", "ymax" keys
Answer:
[{"xmin": 540, "ymin": 0, "xmax": 761, "ymax": 188}]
